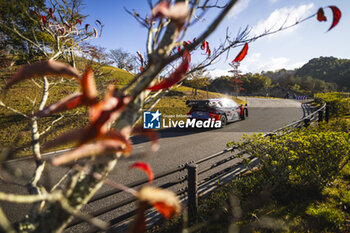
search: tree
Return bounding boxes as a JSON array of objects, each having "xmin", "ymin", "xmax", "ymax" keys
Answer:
[
  {"xmin": 241, "ymin": 73, "xmax": 271, "ymax": 95},
  {"xmin": 0, "ymin": 1, "xmax": 343, "ymax": 232},
  {"xmin": 0, "ymin": 0, "xmax": 46, "ymax": 63},
  {"xmin": 109, "ymin": 48, "xmax": 137, "ymax": 72},
  {"xmin": 184, "ymin": 68, "xmax": 210, "ymax": 96}
]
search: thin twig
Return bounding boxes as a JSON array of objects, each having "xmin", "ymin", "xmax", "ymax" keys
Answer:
[
  {"xmin": 40, "ymin": 114, "xmax": 64, "ymax": 136},
  {"xmin": 0, "ymin": 101, "xmax": 28, "ymax": 118},
  {"xmin": 59, "ymin": 198, "xmax": 109, "ymax": 231},
  {"xmin": 0, "ymin": 191, "xmax": 61, "ymax": 203}
]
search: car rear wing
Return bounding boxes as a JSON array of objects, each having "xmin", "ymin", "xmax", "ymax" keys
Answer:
[{"xmin": 185, "ymin": 100, "xmax": 210, "ymax": 107}]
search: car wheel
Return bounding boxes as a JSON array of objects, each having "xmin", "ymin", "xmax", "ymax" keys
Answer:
[{"xmin": 220, "ymin": 115, "xmax": 227, "ymax": 127}]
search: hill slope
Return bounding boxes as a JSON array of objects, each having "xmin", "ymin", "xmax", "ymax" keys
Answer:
[{"xmin": 296, "ymin": 56, "xmax": 350, "ymax": 91}]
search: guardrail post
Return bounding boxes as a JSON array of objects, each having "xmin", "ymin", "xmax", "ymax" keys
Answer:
[
  {"xmin": 303, "ymin": 118, "xmax": 310, "ymax": 127},
  {"xmin": 318, "ymin": 109, "xmax": 324, "ymax": 122},
  {"xmin": 187, "ymin": 163, "xmax": 198, "ymax": 220},
  {"xmin": 325, "ymin": 103, "xmax": 329, "ymax": 123}
]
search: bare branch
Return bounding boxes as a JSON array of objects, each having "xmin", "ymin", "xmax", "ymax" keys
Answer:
[
  {"xmin": 0, "ymin": 100, "xmax": 28, "ymax": 118},
  {"xmin": 40, "ymin": 114, "xmax": 64, "ymax": 136},
  {"xmin": 59, "ymin": 198, "xmax": 109, "ymax": 231},
  {"xmin": 0, "ymin": 191, "xmax": 61, "ymax": 203},
  {"xmin": 0, "ymin": 206, "xmax": 16, "ymax": 233}
]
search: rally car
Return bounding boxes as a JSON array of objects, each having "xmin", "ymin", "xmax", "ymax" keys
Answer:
[{"xmin": 186, "ymin": 98, "xmax": 248, "ymax": 126}]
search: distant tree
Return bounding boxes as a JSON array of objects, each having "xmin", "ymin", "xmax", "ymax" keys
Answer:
[
  {"xmin": 241, "ymin": 73, "xmax": 271, "ymax": 95},
  {"xmin": 208, "ymin": 76, "xmax": 234, "ymax": 94},
  {"xmin": 296, "ymin": 56, "xmax": 350, "ymax": 91},
  {"xmin": 185, "ymin": 68, "xmax": 210, "ymax": 96},
  {"xmin": 109, "ymin": 48, "xmax": 137, "ymax": 72},
  {"xmin": 0, "ymin": 0, "xmax": 46, "ymax": 63}
]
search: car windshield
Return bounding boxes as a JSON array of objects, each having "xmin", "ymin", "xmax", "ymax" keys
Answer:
[{"xmin": 219, "ymin": 98, "xmax": 237, "ymax": 108}]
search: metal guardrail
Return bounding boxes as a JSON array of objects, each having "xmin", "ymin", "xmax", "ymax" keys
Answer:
[{"xmin": 66, "ymin": 102, "xmax": 328, "ymax": 232}]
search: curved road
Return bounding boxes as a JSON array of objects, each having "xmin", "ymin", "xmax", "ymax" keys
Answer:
[{"xmin": 0, "ymin": 98, "xmax": 304, "ymax": 231}]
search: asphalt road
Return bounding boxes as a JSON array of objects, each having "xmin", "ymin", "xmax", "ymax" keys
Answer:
[{"xmin": 0, "ymin": 97, "xmax": 304, "ymax": 231}]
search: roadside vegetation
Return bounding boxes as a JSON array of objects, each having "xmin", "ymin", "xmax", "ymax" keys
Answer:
[
  {"xmin": 150, "ymin": 93, "xmax": 350, "ymax": 232},
  {"xmin": 314, "ymin": 92, "xmax": 350, "ymax": 119}
]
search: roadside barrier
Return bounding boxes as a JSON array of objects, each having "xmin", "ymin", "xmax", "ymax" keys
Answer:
[{"xmin": 66, "ymin": 102, "xmax": 328, "ymax": 232}]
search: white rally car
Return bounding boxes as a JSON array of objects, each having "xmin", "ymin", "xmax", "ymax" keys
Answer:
[{"xmin": 186, "ymin": 98, "xmax": 248, "ymax": 126}]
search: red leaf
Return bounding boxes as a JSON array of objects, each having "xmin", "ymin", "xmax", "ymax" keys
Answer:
[
  {"xmin": 317, "ymin": 8, "xmax": 327, "ymax": 22},
  {"xmin": 41, "ymin": 16, "xmax": 47, "ymax": 23},
  {"xmin": 49, "ymin": 127, "xmax": 131, "ymax": 166},
  {"xmin": 147, "ymin": 50, "xmax": 190, "ymax": 90},
  {"xmin": 151, "ymin": 0, "xmax": 169, "ymax": 18},
  {"xmin": 89, "ymin": 86, "xmax": 116, "ymax": 123},
  {"xmin": 34, "ymin": 68, "xmax": 97, "ymax": 117},
  {"xmin": 6, "ymin": 60, "xmax": 80, "ymax": 89},
  {"xmin": 132, "ymin": 126, "xmax": 159, "ymax": 151},
  {"xmin": 137, "ymin": 51, "xmax": 144, "ymax": 67},
  {"xmin": 233, "ymin": 43, "xmax": 249, "ymax": 63},
  {"xmin": 59, "ymin": 27, "xmax": 66, "ymax": 35},
  {"xmin": 140, "ymin": 66, "xmax": 144, "ymax": 72},
  {"xmin": 80, "ymin": 67, "xmax": 98, "ymax": 104},
  {"xmin": 64, "ymin": 21, "xmax": 72, "ymax": 28},
  {"xmin": 82, "ymin": 95, "xmax": 132, "ymax": 143},
  {"xmin": 205, "ymin": 41, "xmax": 210, "ymax": 55},
  {"xmin": 76, "ymin": 19, "xmax": 82, "ymax": 25},
  {"xmin": 96, "ymin": 19, "xmax": 102, "ymax": 25},
  {"xmin": 207, "ymin": 49, "xmax": 211, "ymax": 57},
  {"xmin": 151, "ymin": 1, "xmax": 189, "ymax": 31},
  {"xmin": 35, "ymin": 93, "xmax": 83, "ymax": 117},
  {"xmin": 328, "ymin": 6, "xmax": 341, "ymax": 31},
  {"xmin": 85, "ymin": 24, "xmax": 90, "ymax": 31},
  {"xmin": 130, "ymin": 162, "xmax": 154, "ymax": 183},
  {"xmin": 93, "ymin": 27, "xmax": 98, "ymax": 37},
  {"xmin": 200, "ymin": 40, "xmax": 206, "ymax": 50},
  {"xmin": 138, "ymin": 186, "xmax": 180, "ymax": 219},
  {"xmin": 103, "ymin": 129, "xmax": 132, "ymax": 155},
  {"xmin": 51, "ymin": 138, "xmax": 126, "ymax": 166},
  {"xmin": 49, "ymin": 8, "xmax": 54, "ymax": 18}
]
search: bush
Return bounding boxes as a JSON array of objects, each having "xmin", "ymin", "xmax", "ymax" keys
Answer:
[
  {"xmin": 235, "ymin": 122, "xmax": 349, "ymax": 190},
  {"xmin": 314, "ymin": 92, "xmax": 350, "ymax": 118}
]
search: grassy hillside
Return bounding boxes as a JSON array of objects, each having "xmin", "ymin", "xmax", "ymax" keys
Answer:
[{"xmin": 0, "ymin": 66, "xmax": 245, "ymax": 157}]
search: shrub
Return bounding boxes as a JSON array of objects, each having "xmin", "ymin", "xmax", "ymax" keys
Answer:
[
  {"xmin": 314, "ymin": 92, "xmax": 350, "ymax": 118},
  {"xmin": 229, "ymin": 121, "xmax": 350, "ymax": 195}
]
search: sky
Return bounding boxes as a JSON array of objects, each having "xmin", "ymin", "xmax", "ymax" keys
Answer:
[{"xmin": 80, "ymin": 0, "xmax": 350, "ymax": 78}]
